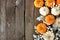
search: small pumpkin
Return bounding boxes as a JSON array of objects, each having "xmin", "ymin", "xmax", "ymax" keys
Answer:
[
  {"xmin": 34, "ymin": 0, "xmax": 44, "ymax": 8},
  {"xmin": 39, "ymin": 7, "xmax": 49, "ymax": 16},
  {"xmin": 45, "ymin": 15, "xmax": 55, "ymax": 25},
  {"xmin": 56, "ymin": 0, "xmax": 60, "ymax": 5},
  {"xmin": 36, "ymin": 23, "xmax": 47, "ymax": 34},
  {"xmin": 56, "ymin": 18, "xmax": 60, "ymax": 28},
  {"xmin": 43, "ymin": 31, "xmax": 55, "ymax": 40},
  {"xmin": 51, "ymin": 6, "xmax": 60, "ymax": 16},
  {"xmin": 45, "ymin": 0, "xmax": 55, "ymax": 8}
]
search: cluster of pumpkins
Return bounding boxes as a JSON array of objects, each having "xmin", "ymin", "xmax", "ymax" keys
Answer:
[
  {"xmin": 34, "ymin": 0, "xmax": 60, "ymax": 8},
  {"xmin": 33, "ymin": 0, "xmax": 60, "ymax": 40},
  {"xmin": 34, "ymin": 0, "xmax": 60, "ymax": 16}
]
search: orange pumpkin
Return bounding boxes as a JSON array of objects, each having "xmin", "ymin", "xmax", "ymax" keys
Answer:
[
  {"xmin": 56, "ymin": 0, "xmax": 60, "ymax": 5},
  {"xmin": 45, "ymin": 15, "xmax": 55, "ymax": 25},
  {"xmin": 45, "ymin": 0, "xmax": 55, "ymax": 8},
  {"xmin": 36, "ymin": 23, "xmax": 47, "ymax": 34},
  {"xmin": 34, "ymin": 0, "xmax": 44, "ymax": 8}
]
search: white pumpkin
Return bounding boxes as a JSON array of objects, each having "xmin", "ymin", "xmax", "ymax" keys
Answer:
[
  {"xmin": 39, "ymin": 7, "xmax": 49, "ymax": 16},
  {"xmin": 56, "ymin": 18, "xmax": 60, "ymax": 28},
  {"xmin": 51, "ymin": 6, "xmax": 60, "ymax": 16},
  {"xmin": 42, "ymin": 31, "xmax": 55, "ymax": 40},
  {"xmin": 36, "ymin": 16, "xmax": 44, "ymax": 21}
]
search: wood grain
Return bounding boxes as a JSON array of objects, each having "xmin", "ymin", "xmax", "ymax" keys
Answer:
[
  {"xmin": 6, "ymin": 0, "xmax": 16, "ymax": 40},
  {"xmin": 15, "ymin": 0, "xmax": 24, "ymax": 40},
  {"xmin": 25, "ymin": 0, "xmax": 34, "ymax": 40},
  {"xmin": 0, "ymin": 0, "xmax": 36, "ymax": 40},
  {"xmin": 0, "ymin": 0, "xmax": 6, "ymax": 40}
]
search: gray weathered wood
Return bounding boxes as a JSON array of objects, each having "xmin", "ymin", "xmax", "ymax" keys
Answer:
[
  {"xmin": 0, "ymin": 0, "xmax": 37, "ymax": 40},
  {"xmin": 6, "ymin": 0, "xmax": 16, "ymax": 40},
  {"xmin": 25, "ymin": 0, "xmax": 34, "ymax": 40},
  {"xmin": 15, "ymin": 0, "xmax": 24, "ymax": 40},
  {"xmin": 0, "ymin": 0, "xmax": 6, "ymax": 40}
]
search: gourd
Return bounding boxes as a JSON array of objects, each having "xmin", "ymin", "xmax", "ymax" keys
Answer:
[
  {"xmin": 51, "ymin": 6, "xmax": 60, "ymax": 16},
  {"xmin": 39, "ymin": 7, "xmax": 49, "ymax": 16},
  {"xmin": 56, "ymin": 18, "xmax": 60, "ymax": 28},
  {"xmin": 45, "ymin": 0, "xmax": 55, "ymax": 8},
  {"xmin": 43, "ymin": 31, "xmax": 55, "ymax": 40},
  {"xmin": 36, "ymin": 23, "xmax": 47, "ymax": 34},
  {"xmin": 45, "ymin": 15, "xmax": 55, "ymax": 25},
  {"xmin": 34, "ymin": 0, "xmax": 44, "ymax": 8}
]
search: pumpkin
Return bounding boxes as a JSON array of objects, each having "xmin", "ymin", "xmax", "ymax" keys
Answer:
[
  {"xmin": 45, "ymin": 0, "xmax": 55, "ymax": 8},
  {"xmin": 56, "ymin": 18, "xmax": 60, "ymax": 28},
  {"xmin": 56, "ymin": 0, "xmax": 60, "ymax": 5},
  {"xmin": 36, "ymin": 16, "xmax": 44, "ymax": 21},
  {"xmin": 34, "ymin": 0, "xmax": 44, "ymax": 8},
  {"xmin": 36, "ymin": 23, "xmax": 47, "ymax": 34},
  {"xmin": 43, "ymin": 31, "xmax": 55, "ymax": 40},
  {"xmin": 45, "ymin": 15, "xmax": 55, "ymax": 25},
  {"xmin": 51, "ymin": 6, "xmax": 60, "ymax": 16},
  {"xmin": 39, "ymin": 7, "xmax": 49, "ymax": 16}
]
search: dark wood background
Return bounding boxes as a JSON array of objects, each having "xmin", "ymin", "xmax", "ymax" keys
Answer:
[{"xmin": 0, "ymin": 0, "xmax": 40, "ymax": 40}]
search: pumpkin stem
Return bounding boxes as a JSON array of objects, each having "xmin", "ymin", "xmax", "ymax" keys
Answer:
[
  {"xmin": 40, "ymin": 26, "xmax": 45, "ymax": 30},
  {"xmin": 50, "ymin": 18, "xmax": 54, "ymax": 20}
]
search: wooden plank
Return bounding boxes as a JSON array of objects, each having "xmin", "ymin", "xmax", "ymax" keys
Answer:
[
  {"xmin": 34, "ymin": 8, "xmax": 40, "ymax": 26},
  {"xmin": 6, "ymin": 0, "xmax": 16, "ymax": 40},
  {"xmin": 0, "ymin": 0, "xmax": 1, "ymax": 39},
  {"xmin": 0, "ymin": 0, "xmax": 6, "ymax": 40},
  {"xmin": 25, "ymin": 0, "xmax": 34, "ymax": 40},
  {"xmin": 15, "ymin": 0, "xmax": 24, "ymax": 40}
]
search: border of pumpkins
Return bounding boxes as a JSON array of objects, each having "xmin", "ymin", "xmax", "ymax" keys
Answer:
[{"xmin": 33, "ymin": 0, "xmax": 60, "ymax": 40}]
